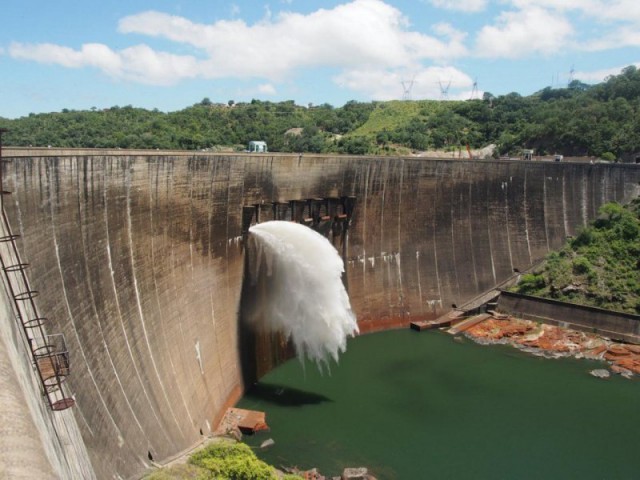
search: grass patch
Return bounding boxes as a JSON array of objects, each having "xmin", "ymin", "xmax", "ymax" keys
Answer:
[{"xmin": 351, "ymin": 100, "xmax": 449, "ymax": 136}]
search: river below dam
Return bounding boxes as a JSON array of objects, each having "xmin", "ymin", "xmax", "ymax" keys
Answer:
[{"xmin": 237, "ymin": 329, "xmax": 640, "ymax": 479}]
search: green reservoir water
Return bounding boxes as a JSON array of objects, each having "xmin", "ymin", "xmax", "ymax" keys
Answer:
[{"xmin": 238, "ymin": 330, "xmax": 640, "ymax": 479}]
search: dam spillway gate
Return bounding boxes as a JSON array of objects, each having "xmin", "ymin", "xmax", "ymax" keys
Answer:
[
  {"xmin": 239, "ymin": 195, "xmax": 357, "ymax": 383},
  {"xmin": 242, "ymin": 195, "xmax": 357, "ymax": 242}
]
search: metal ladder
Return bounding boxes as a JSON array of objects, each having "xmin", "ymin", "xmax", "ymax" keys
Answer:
[{"xmin": 0, "ymin": 129, "xmax": 74, "ymax": 411}]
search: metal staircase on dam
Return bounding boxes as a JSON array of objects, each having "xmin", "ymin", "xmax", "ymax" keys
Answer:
[{"xmin": 0, "ymin": 129, "xmax": 74, "ymax": 411}]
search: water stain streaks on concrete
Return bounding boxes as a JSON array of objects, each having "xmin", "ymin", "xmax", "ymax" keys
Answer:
[{"xmin": 0, "ymin": 152, "xmax": 638, "ymax": 479}]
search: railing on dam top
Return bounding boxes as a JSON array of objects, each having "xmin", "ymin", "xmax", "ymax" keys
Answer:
[{"xmin": 0, "ymin": 129, "xmax": 74, "ymax": 411}]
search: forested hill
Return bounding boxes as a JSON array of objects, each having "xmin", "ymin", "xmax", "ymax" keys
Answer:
[{"xmin": 2, "ymin": 65, "xmax": 640, "ymax": 159}]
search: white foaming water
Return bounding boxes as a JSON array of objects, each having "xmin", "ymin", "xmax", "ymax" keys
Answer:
[{"xmin": 247, "ymin": 221, "xmax": 359, "ymax": 368}]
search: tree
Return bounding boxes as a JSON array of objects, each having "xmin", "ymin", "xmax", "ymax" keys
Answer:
[
  {"xmin": 568, "ymin": 79, "xmax": 591, "ymax": 92},
  {"xmin": 3, "ymin": 66, "xmax": 640, "ymax": 157}
]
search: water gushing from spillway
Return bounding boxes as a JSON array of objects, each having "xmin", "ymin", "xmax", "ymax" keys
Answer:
[{"xmin": 247, "ymin": 221, "xmax": 359, "ymax": 368}]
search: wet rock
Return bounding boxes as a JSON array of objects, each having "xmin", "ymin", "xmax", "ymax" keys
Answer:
[
  {"xmin": 260, "ymin": 438, "xmax": 275, "ymax": 449},
  {"xmin": 302, "ymin": 468, "xmax": 325, "ymax": 479},
  {"xmin": 611, "ymin": 364, "xmax": 634, "ymax": 378},
  {"xmin": 342, "ymin": 467, "xmax": 369, "ymax": 480},
  {"xmin": 590, "ymin": 369, "xmax": 610, "ymax": 379}
]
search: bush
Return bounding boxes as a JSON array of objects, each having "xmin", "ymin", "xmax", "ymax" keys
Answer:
[
  {"xmin": 600, "ymin": 151, "xmax": 616, "ymax": 162},
  {"xmin": 516, "ymin": 273, "xmax": 546, "ymax": 294},
  {"xmin": 571, "ymin": 227, "xmax": 595, "ymax": 247},
  {"xmin": 572, "ymin": 257, "xmax": 592, "ymax": 275},
  {"xmin": 189, "ymin": 441, "xmax": 276, "ymax": 480}
]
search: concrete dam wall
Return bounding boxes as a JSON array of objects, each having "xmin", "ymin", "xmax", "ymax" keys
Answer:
[{"xmin": 1, "ymin": 152, "xmax": 638, "ymax": 479}]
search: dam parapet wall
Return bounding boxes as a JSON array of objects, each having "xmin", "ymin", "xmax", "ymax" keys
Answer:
[
  {"xmin": 0, "ymin": 153, "xmax": 638, "ymax": 479},
  {"xmin": 497, "ymin": 290, "xmax": 640, "ymax": 344}
]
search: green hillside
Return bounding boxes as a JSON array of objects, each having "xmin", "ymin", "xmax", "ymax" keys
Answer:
[
  {"xmin": 351, "ymin": 100, "xmax": 441, "ymax": 135},
  {"xmin": 2, "ymin": 65, "xmax": 640, "ymax": 159},
  {"xmin": 513, "ymin": 199, "xmax": 640, "ymax": 314}
]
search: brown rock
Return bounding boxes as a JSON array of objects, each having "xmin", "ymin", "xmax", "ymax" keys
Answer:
[
  {"xmin": 604, "ymin": 345, "xmax": 633, "ymax": 360},
  {"xmin": 584, "ymin": 345, "xmax": 608, "ymax": 358},
  {"xmin": 625, "ymin": 344, "xmax": 640, "ymax": 354},
  {"xmin": 342, "ymin": 468, "xmax": 369, "ymax": 480},
  {"xmin": 614, "ymin": 357, "xmax": 640, "ymax": 374}
]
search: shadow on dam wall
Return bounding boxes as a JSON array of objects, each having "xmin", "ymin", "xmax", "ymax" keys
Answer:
[{"xmin": 0, "ymin": 152, "xmax": 638, "ymax": 479}]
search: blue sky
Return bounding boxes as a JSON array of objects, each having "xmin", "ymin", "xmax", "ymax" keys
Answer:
[{"xmin": 1, "ymin": 0, "xmax": 639, "ymax": 118}]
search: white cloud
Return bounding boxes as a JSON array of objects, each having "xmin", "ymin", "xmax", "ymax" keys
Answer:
[
  {"xmin": 114, "ymin": 0, "xmax": 466, "ymax": 80},
  {"xmin": 509, "ymin": 0, "xmax": 640, "ymax": 23},
  {"xmin": 428, "ymin": 0, "xmax": 488, "ymax": 13},
  {"xmin": 493, "ymin": 1, "xmax": 640, "ymax": 52},
  {"xmin": 475, "ymin": 6, "xmax": 574, "ymax": 58},
  {"xmin": 9, "ymin": 0, "xmax": 470, "ymax": 88},
  {"xmin": 509, "ymin": 0, "xmax": 598, "ymax": 11},
  {"xmin": 574, "ymin": 63, "xmax": 640, "ymax": 83},
  {"xmin": 597, "ymin": 0, "xmax": 640, "ymax": 23},
  {"xmin": 432, "ymin": 22, "xmax": 467, "ymax": 45},
  {"xmin": 334, "ymin": 66, "xmax": 473, "ymax": 100},
  {"xmin": 257, "ymin": 83, "xmax": 277, "ymax": 95},
  {"xmin": 10, "ymin": 42, "xmax": 86, "ymax": 68},
  {"xmin": 581, "ymin": 26, "xmax": 640, "ymax": 51},
  {"xmin": 9, "ymin": 42, "xmax": 198, "ymax": 85}
]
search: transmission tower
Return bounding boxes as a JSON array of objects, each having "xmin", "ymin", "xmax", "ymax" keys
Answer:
[
  {"xmin": 568, "ymin": 65, "xmax": 575, "ymax": 86},
  {"xmin": 401, "ymin": 76, "xmax": 416, "ymax": 100},
  {"xmin": 439, "ymin": 79, "xmax": 451, "ymax": 100},
  {"xmin": 469, "ymin": 77, "xmax": 479, "ymax": 100}
]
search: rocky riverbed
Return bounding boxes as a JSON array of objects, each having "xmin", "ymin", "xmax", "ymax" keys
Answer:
[{"xmin": 462, "ymin": 315, "xmax": 640, "ymax": 378}]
